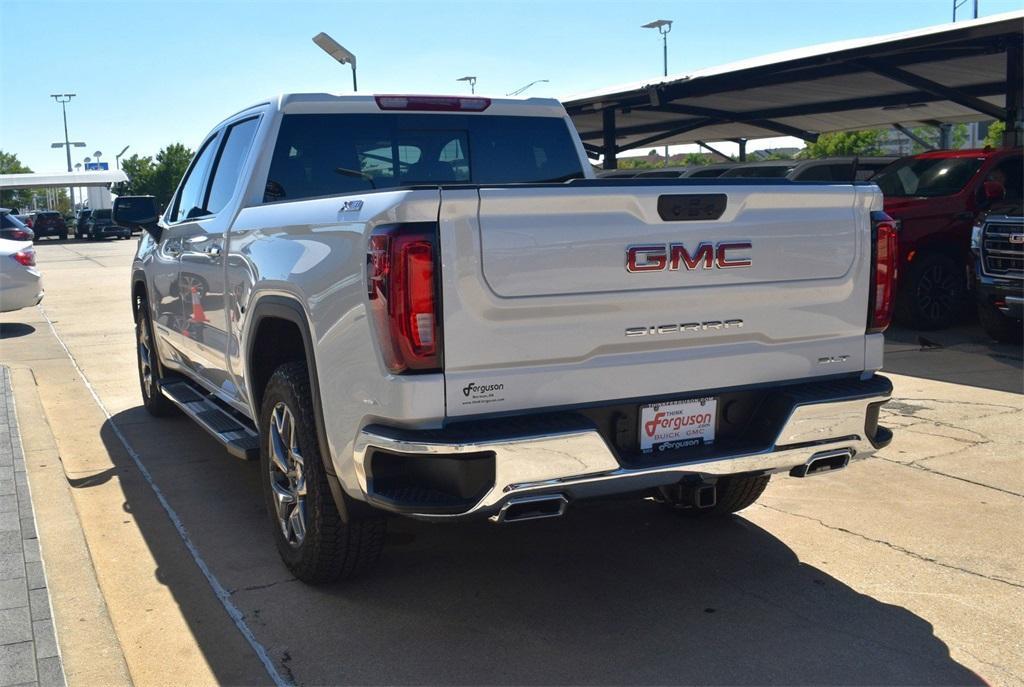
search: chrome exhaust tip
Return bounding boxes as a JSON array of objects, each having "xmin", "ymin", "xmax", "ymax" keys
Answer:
[
  {"xmin": 492, "ymin": 494, "xmax": 569, "ymax": 523},
  {"xmin": 790, "ymin": 448, "xmax": 853, "ymax": 478}
]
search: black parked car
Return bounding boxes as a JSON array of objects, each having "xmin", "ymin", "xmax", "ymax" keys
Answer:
[
  {"xmin": 0, "ymin": 208, "xmax": 34, "ymax": 241},
  {"xmin": 81, "ymin": 209, "xmax": 130, "ymax": 240},
  {"xmin": 971, "ymin": 199, "xmax": 1023, "ymax": 343},
  {"xmin": 30, "ymin": 211, "xmax": 68, "ymax": 240}
]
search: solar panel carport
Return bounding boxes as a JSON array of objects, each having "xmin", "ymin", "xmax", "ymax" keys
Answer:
[{"xmin": 562, "ymin": 11, "xmax": 1023, "ymax": 168}]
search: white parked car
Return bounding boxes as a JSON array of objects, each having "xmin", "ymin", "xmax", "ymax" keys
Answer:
[{"xmin": 0, "ymin": 239, "xmax": 43, "ymax": 312}]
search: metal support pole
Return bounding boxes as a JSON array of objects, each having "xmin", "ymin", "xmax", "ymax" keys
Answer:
[
  {"xmin": 737, "ymin": 139, "xmax": 747, "ymax": 162},
  {"xmin": 938, "ymin": 123, "xmax": 953, "ymax": 149},
  {"xmin": 1004, "ymin": 40, "xmax": 1023, "ymax": 148},
  {"xmin": 662, "ymin": 29, "xmax": 669, "ymax": 166},
  {"xmin": 602, "ymin": 108, "xmax": 618, "ymax": 170},
  {"xmin": 55, "ymin": 96, "xmax": 75, "ymax": 210},
  {"xmin": 352, "ymin": 66, "xmax": 358, "ymax": 92}
]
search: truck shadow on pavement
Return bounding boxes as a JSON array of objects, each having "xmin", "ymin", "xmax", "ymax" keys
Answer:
[
  {"xmin": 883, "ymin": 324, "xmax": 1022, "ymax": 394},
  {"xmin": 99, "ymin": 410, "xmax": 983, "ymax": 686}
]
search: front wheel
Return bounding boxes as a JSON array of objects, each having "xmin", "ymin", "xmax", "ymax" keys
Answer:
[
  {"xmin": 260, "ymin": 361, "xmax": 386, "ymax": 584},
  {"xmin": 660, "ymin": 475, "xmax": 770, "ymax": 516},
  {"xmin": 135, "ymin": 297, "xmax": 177, "ymax": 417}
]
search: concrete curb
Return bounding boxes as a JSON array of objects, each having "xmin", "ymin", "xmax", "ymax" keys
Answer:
[{"xmin": 10, "ymin": 367, "xmax": 132, "ymax": 687}]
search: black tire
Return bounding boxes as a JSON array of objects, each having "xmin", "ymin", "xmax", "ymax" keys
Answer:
[
  {"xmin": 977, "ymin": 301, "xmax": 1023, "ymax": 344},
  {"xmin": 896, "ymin": 253, "xmax": 966, "ymax": 330},
  {"xmin": 135, "ymin": 297, "xmax": 177, "ymax": 417},
  {"xmin": 260, "ymin": 361, "xmax": 386, "ymax": 584},
  {"xmin": 661, "ymin": 475, "xmax": 770, "ymax": 516},
  {"xmin": 59, "ymin": 232, "xmax": 68, "ymax": 241}
]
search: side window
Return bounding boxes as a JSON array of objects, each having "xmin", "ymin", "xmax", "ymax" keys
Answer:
[
  {"xmin": 206, "ymin": 118, "xmax": 260, "ymax": 215},
  {"xmin": 171, "ymin": 135, "xmax": 220, "ymax": 223}
]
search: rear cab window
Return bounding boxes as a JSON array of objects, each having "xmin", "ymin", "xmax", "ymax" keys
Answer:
[{"xmin": 264, "ymin": 113, "xmax": 584, "ymax": 203}]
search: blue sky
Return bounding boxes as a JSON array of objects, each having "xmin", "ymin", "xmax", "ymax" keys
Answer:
[{"xmin": 1, "ymin": 0, "xmax": 1021, "ymax": 171}]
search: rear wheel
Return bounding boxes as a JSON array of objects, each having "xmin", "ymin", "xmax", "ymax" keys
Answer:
[
  {"xmin": 978, "ymin": 301, "xmax": 1023, "ymax": 344},
  {"xmin": 897, "ymin": 253, "xmax": 965, "ymax": 330},
  {"xmin": 660, "ymin": 475, "xmax": 770, "ymax": 516},
  {"xmin": 59, "ymin": 231, "xmax": 68, "ymax": 241},
  {"xmin": 135, "ymin": 296, "xmax": 177, "ymax": 417},
  {"xmin": 260, "ymin": 361, "xmax": 386, "ymax": 584}
]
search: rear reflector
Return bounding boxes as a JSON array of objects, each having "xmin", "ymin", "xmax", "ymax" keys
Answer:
[
  {"xmin": 374, "ymin": 95, "xmax": 491, "ymax": 112},
  {"xmin": 367, "ymin": 223, "xmax": 442, "ymax": 374},
  {"xmin": 868, "ymin": 211, "xmax": 898, "ymax": 334},
  {"xmin": 11, "ymin": 248, "xmax": 36, "ymax": 267}
]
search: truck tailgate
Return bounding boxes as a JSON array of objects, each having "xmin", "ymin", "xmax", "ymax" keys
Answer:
[{"xmin": 438, "ymin": 183, "xmax": 882, "ymax": 417}]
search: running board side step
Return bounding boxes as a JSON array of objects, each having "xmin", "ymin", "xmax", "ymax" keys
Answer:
[{"xmin": 159, "ymin": 379, "xmax": 260, "ymax": 460}]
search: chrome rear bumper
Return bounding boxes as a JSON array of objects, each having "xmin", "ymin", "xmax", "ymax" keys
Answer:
[{"xmin": 353, "ymin": 375, "xmax": 892, "ymax": 521}]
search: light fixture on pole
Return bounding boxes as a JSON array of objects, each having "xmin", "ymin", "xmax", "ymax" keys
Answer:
[
  {"xmin": 313, "ymin": 32, "xmax": 358, "ymax": 91},
  {"xmin": 642, "ymin": 19, "xmax": 673, "ymax": 167},
  {"xmin": 115, "ymin": 145, "xmax": 130, "ymax": 170},
  {"xmin": 457, "ymin": 76, "xmax": 477, "ymax": 94},
  {"xmin": 506, "ymin": 79, "xmax": 549, "ymax": 96},
  {"xmin": 51, "ymin": 93, "xmax": 80, "ymax": 210}
]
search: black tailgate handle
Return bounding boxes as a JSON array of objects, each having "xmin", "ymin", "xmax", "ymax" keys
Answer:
[{"xmin": 657, "ymin": 194, "xmax": 727, "ymax": 222}]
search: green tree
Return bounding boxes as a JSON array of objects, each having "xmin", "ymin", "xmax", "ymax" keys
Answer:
[
  {"xmin": 151, "ymin": 143, "xmax": 193, "ymax": 211},
  {"xmin": 0, "ymin": 150, "xmax": 34, "ymax": 210},
  {"xmin": 116, "ymin": 154, "xmax": 157, "ymax": 197},
  {"xmin": 983, "ymin": 121, "xmax": 1005, "ymax": 148},
  {"xmin": 799, "ymin": 130, "xmax": 883, "ymax": 158},
  {"xmin": 683, "ymin": 152, "xmax": 713, "ymax": 165}
]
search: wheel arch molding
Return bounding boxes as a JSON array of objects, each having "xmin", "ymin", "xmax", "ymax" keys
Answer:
[{"xmin": 244, "ymin": 294, "xmax": 354, "ymax": 519}]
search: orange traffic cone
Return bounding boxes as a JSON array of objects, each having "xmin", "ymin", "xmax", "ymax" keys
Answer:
[{"xmin": 190, "ymin": 286, "xmax": 208, "ymax": 323}]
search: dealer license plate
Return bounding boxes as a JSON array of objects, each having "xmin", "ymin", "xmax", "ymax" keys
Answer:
[{"xmin": 639, "ymin": 397, "xmax": 717, "ymax": 453}]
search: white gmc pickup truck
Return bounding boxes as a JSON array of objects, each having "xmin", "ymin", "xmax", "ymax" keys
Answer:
[{"xmin": 115, "ymin": 94, "xmax": 895, "ymax": 583}]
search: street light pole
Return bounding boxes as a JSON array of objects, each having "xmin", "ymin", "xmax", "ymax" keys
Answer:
[
  {"xmin": 642, "ymin": 20, "xmax": 673, "ymax": 167},
  {"xmin": 506, "ymin": 79, "xmax": 549, "ymax": 96},
  {"xmin": 51, "ymin": 93, "xmax": 77, "ymax": 210},
  {"xmin": 312, "ymin": 32, "xmax": 358, "ymax": 91},
  {"xmin": 116, "ymin": 145, "xmax": 130, "ymax": 170},
  {"xmin": 457, "ymin": 76, "xmax": 477, "ymax": 94}
]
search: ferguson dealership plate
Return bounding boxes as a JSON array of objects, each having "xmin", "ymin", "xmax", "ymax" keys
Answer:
[{"xmin": 639, "ymin": 397, "xmax": 717, "ymax": 453}]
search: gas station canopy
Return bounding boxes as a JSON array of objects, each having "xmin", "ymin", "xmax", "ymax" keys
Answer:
[
  {"xmin": 562, "ymin": 11, "xmax": 1024, "ymax": 165},
  {"xmin": 0, "ymin": 169, "xmax": 127, "ymax": 190}
]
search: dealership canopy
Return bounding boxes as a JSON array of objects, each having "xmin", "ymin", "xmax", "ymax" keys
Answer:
[
  {"xmin": 0, "ymin": 170, "xmax": 128, "ymax": 190},
  {"xmin": 561, "ymin": 11, "xmax": 1023, "ymax": 166}
]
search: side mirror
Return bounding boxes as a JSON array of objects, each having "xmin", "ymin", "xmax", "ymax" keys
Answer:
[
  {"xmin": 982, "ymin": 180, "xmax": 1006, "ymax": 203},
  {"xmin": 113, "ymin": 196, "xmax": 160, "ymax": 239}
]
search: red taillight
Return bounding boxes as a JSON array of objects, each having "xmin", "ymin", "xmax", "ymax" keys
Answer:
[
  {"xmin": 367, "ymin": 224, "xmax": 441, "ymax": 373},
  {"xmin": 374, "ymin": 95, "xmax": 491, "ymax": 112},
  {"xmin": 9, "ymin": 230, "xmax": 31, "ymax": 241},
  {"xmin": 868, "ymin": 212, "xmax": 898, "ymax": 333},
  {"xmin": 11, "ymin": 248, "xmax": 36, "ymax": 267}
]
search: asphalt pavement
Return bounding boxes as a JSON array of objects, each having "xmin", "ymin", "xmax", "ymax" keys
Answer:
[{"xmin": 0, "ymin": 238, "xmax": 1021, "ymax": 686}]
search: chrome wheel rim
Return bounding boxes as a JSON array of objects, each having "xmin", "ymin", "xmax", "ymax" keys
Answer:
[
  {"xmin": 137, "ymin": 318, "xmax": 153, "ymax": 398},
  {"xmin": 269, "ymin": 402, "xmax": 307, "ymax": 547}
]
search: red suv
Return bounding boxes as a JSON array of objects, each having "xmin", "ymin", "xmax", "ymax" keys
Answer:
[{"xmin": 872, "ymin": 147, "xmax": 1023, "ymax": 329}]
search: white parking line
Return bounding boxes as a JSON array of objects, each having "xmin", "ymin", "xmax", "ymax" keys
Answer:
[{"xmin": 39, "ymin": 305, "xmax": 291, "ymax": 687}]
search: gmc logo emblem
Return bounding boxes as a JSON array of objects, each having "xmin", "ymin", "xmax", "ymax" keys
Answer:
[{"xmin": 626, "ymin": 241, "xmax": 752, "ymax": 272}]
